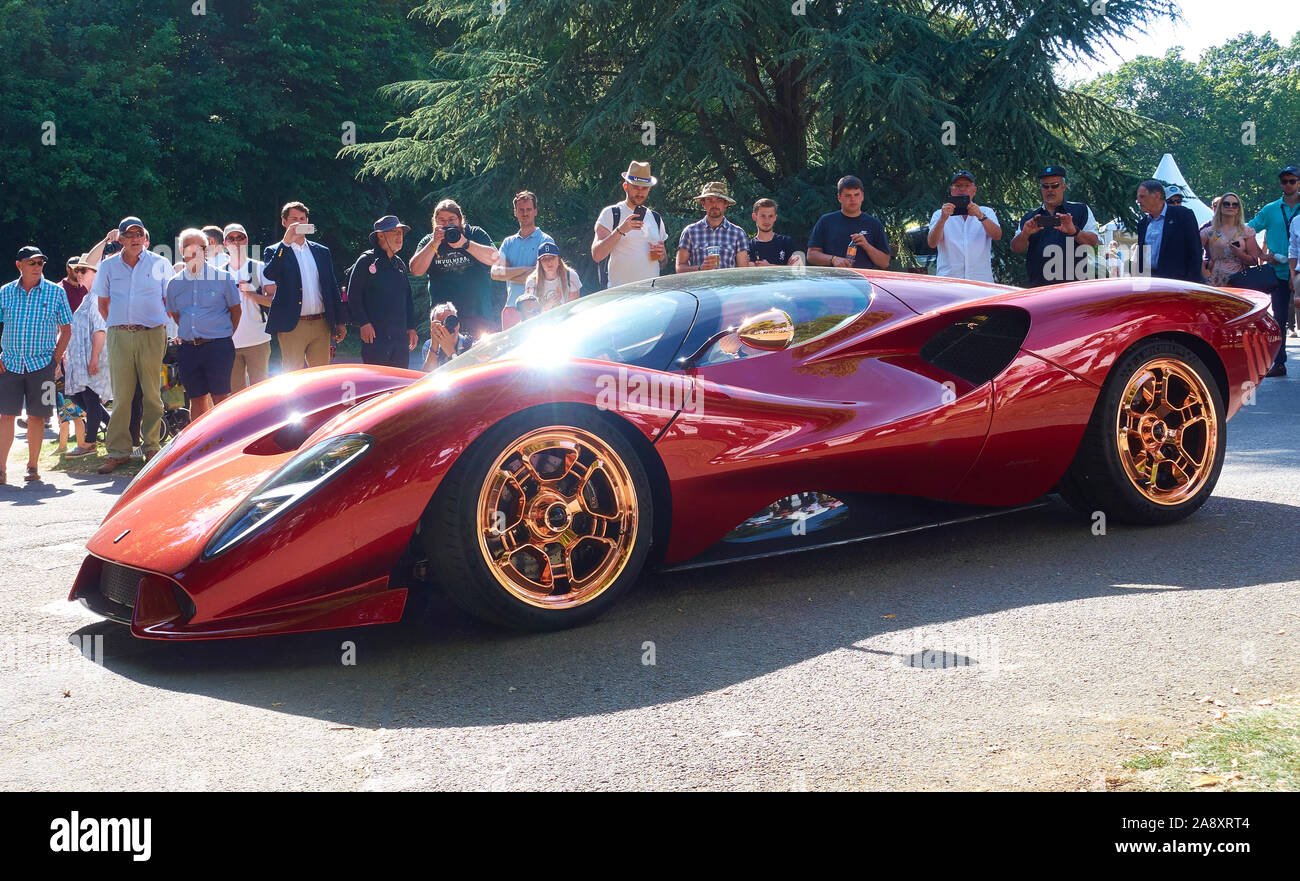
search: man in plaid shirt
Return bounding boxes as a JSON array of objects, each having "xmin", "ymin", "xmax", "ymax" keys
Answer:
[
  {"xmin": 0, "ymin": 246, "xmax": 73, "ymax": 483},
  {"xmin": 676, "ymin": 181, "xmax": 752, "ymax": 272}
]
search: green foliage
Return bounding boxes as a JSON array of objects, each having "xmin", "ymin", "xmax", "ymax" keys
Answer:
[
  {"xmin": 347, "ymin": 0, "xmax": 1179, "ymax": 286},
  {"xmin": 1080, "ymin": 32, "xmax": 1300, "ymax": 220},
  {"xmin": 0, "ymin": 0, "xmax": 437, "ymax": 274}
]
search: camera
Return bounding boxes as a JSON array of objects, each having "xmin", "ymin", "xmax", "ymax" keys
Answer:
[
  {"xmin": 443, "ymin": 313, "xmax": 460, "ymax": 333},
  {"xmin": 441, "ymin": 225, "xmax": 463, "ymax": 244},
  {"xmin": 944, "ymin": 194, "xmax": 970, "ymax": 214},
  {"xmin": 1037, "ymin": 213, "xmax": 1062, "ymax": 229}
]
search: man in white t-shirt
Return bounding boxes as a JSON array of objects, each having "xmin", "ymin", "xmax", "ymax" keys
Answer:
[
  {"xmin": 223, "ymin": 223, "xmax": 275, "ymax": 391},
  {"xmin": 927, "ymin": 170, "xmax": 1002, "ymax": 283},
  {"xmin": 591, "ymin": 161, "xmax": 668, "ymax": 289}
]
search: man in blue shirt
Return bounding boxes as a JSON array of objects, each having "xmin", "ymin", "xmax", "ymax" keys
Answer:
[
  {"xmin": 492, "ymin": 191, "xmax": 554, "ymax": 323},
  {"xmin": 89, "ymin": 216, "xmax": 173, "ymax": 472},
  {"xmin": 165, "ymin": 229, "xmax": 241, "ymax": 420},
  {"xmin": 806, "ymin": 175, "xmax": 891, "ymax": 270},
  {"xmin": 1246, "ymin": 165, "xmax": 1300, "ymax": 376},
  {"xmin": 0, "ymin": 246, "xmax": 73, "ymax": 483}
]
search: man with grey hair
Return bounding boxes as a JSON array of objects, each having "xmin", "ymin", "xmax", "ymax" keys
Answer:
[
  {"xmin": 1135, "ymin": 179, "xmax": 1203, "ymax": 283},
  {"xmin": 90, "ymin": 216, "xmax": 174, "ymax": 473},
  {"xmin": 420, "ymin": 301, "xmax": 473, "ymax": 371}
]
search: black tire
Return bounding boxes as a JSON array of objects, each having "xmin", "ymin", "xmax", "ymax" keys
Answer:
[
  {"xmin": 1058, "ymin": 339, "xmax": 1225, "ymax": 525},
  {"xmin": 423, "ymin": 406, "xmax": 654, "ymax": 630}
]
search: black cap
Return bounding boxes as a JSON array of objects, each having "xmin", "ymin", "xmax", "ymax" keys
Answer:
[
  {"xmin": 1280, "ymin": 165, "xmax": 1300, "ymax": 179},
  {"xmin": 16, "ymin": 245, "xmax": 46, "ymax": 261},
  {"xmin": 951, "ymin": 170, "xmax": 975, "ymax": 185},
  {"xmin": 1037, "ymin": 165, "xmax": 1067, "ymax": 179},
  {"xmin": 117, "ymin": 216, "xmax": 145, "ymax": 235}
]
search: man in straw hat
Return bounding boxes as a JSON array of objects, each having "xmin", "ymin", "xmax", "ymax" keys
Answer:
[
  {"xmin": 591, "ymin": 161, "xmax": 669, "ymax": 289},
  {"xmin": 676, "ymin": 181, "xmax": 751, "ymax": 272}
]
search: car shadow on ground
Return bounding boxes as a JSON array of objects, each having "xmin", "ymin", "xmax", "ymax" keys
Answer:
[{"xmin": 69, "ymin": 494, "xmax": 1300, "ymax": 729}]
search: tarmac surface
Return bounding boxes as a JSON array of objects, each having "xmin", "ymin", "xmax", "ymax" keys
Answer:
[{"xmin": 2, "ymin": 339, "xmax": 1298, "ymax": 790}]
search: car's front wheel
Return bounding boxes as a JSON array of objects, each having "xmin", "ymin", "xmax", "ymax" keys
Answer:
[
  {"xmin": 1059, "ymin": 340, "xmax": 1226, "ymax": 524},
  {"xmin": 425, "ymin": 408, "xmax": 653, "ymax": 630}
]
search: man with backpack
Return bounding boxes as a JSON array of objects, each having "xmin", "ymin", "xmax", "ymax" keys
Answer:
[{"xmin": 591, "ymin": 161, "xmax": 669, "ymax": 290}]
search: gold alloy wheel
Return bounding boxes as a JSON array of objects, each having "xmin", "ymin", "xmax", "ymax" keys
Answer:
[
  {"xmin": 1115, "ymin": 358, "xmax": 1219, "ymax": 506},
  {"xmin": 476, "ymin": 427, "xmax": 639, "ymax": 609}
]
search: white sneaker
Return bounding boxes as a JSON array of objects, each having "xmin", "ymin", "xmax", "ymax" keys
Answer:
[{"xmin": 132, "ymin": 445, "xmax": 144, "ymax": 459}]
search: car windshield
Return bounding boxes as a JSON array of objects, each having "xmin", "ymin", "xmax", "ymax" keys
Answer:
[
  {"xmin": 671, "ymin": 267, "xmax": 874, "ymax": 365},
  {"xmin": 426, "ymin": 286, "xmax": 698, "ymax": 376}
]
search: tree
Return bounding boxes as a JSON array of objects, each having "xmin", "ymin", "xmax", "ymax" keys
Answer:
[
  {"xmin": 1081, "ymin": 32, "xmax": 1300, "ymax": 216},
  {"xmin": 0, "ymin": 0, "xmax": 438, "ymax": 273},
  {"xmin": 347, "ymin": 0, "xmax": 1180, "ymax": 284}
]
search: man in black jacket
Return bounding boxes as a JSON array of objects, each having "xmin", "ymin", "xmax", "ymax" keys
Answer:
[
  {"xmin": 1135, "ymin": 180, "xmax": 1205, "ymax": 283},
  {"xmin": 347, "ymin": 216, "xmax": 418, "ymax": 369},
  {"xmin": 262, "ymin": 201, "xmax": 347, "ymax": 371}
]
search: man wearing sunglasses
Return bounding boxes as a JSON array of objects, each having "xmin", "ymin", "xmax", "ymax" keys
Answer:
[
  {"xmin": 1246, "ymin": 165, "xmax": 1300, "ymax": 377},
  {"xmin": 0, "ymin": 246, "xmax": 73, "ymax": 483},
  {"xmin": 1011, "ymin": 166, "xmax": 1100, "ymax": 287}
]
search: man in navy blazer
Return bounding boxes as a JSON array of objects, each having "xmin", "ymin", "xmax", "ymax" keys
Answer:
[
  {"xmin": 1135, "ymin": 180, "xmax": 1205, "ymax": 284},
  {"xmin": 262, "ymin": 201, "xmax": 347, "ymax": 371}
]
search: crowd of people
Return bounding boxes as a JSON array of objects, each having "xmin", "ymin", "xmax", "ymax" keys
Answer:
[{"xmin": 3, "ymin": 158, "xmax": 1297, "ymax": 483}]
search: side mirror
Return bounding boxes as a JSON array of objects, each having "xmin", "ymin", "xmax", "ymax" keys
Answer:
[{"xmin": 737, "ymin": 308, "xmax": 795, "ymax": 351}]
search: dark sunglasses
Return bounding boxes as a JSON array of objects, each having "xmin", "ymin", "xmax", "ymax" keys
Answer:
[
  {"xmin": 1281, "ymin": 178, "xmax": 1299, "ymax": 185},
  {"xmin": 1039, "ymin": 182, "xmax": 1063, "ymax": 190},
  {"xmin": 225, "ymin": 234, "xmax": 247, "ymax": 243},
  {"xmin": 72, "ymin": 267, "xmax": 96, "ymax": 274},
  {"xmin": 1221, "ymin": 201, "xmax": 1240, "ymax": 207},
  {"xmin": 24, "ymin": 259, "xmax": 47, "ymax": 266}
]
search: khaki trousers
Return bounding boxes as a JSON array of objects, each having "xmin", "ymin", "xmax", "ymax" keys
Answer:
[
  {"xmin": 106, "ymin": 326, "xmax": 166, "ymax": 458},
  {"xmin": 230, "ymin": 341, "xmax": 272, "ymax": 393},
  {"xmin": 277, "ymin": 318, "xmax": 331, "ymax": 371}
]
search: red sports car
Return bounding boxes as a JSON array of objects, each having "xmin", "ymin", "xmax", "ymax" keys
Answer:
[{"xmin": 70, "ymin": 267, "xmax": 1281, "ymax": 637}]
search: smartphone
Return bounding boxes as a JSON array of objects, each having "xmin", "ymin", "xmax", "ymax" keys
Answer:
[
  {"xmin": 1037, "ymin": 214, "xmax": 1062, "ymax": 229},
  {"xmin": 945, "ymin": 194, "xmax": 970, "ymax": 214},
  {"xmin": 298, "ymin": 223, "xmax": 316, "ymax": 235},
  {"xmin": 633, "ymin": 205, "xmax": 647, "ymax": 220}
]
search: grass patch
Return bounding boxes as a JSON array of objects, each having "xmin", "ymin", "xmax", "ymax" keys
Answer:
[{"xmin": 1116, "ymin": 695, "xmax": 1300, "ymax": 791}]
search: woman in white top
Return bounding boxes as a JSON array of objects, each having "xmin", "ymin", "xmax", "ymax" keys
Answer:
[
  {"xmin": 519, "ymin": 241, "xmax": 581, "ymax": 320},
  {"xmin": 223, "ymin": 224, "xmax": 276, "ymax": 392}
]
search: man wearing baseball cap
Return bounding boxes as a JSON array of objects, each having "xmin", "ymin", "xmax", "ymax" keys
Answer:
[
  {"xmin": 591, "ymin": 161, "xmax": 669, "ymax": 289},
  {"xmin": 676, "ymin": 181, "xmax": 751, "ymax": 272},
  {"xmin": 1246, "ymin": 165, "xmax": 1300, "ymax": 376},
  {"xmin": 0, "ymin": 246, "xmax": 73, "ymax": 483},
  {"xmin": 346, "ymin": 216, "xmax": 418, "ymax": 369},
  {"xmin": 1011, "ymin": 166, "xmax": 1100, "ymax": 287},
  {"xmin": 89, "ymin": 216, "xmax": 174, "ymax": 472},
  {"xmin": 927, "ymin": 170, "xmax": 1002, "ymax": 282}
]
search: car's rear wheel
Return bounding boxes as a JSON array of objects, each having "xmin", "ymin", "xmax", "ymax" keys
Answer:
[
  {"xmin": 424, "ymin": 408, "xmax": 652, "ymax": 630},
  {"xmin": 1058, "ymin": 340, "xmax": 1225, "ymax": 524}
]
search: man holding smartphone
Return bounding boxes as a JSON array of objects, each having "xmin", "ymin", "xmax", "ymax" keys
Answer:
[
  {"xmin": 592, "ymin": 161, "xmax": 669, "ymax": 289},
  {"xmin": 1011, "ymin": 166, "xmax": 1100, "ymax": 287},
  {"xmin": 927, "ymin": 171, "xmax": 1001, "ymax": 282},
  {"xmin": 262, "ymin": 201, "xmax": 347, "ymax": 371}
]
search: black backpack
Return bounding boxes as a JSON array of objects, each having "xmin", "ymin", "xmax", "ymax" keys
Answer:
[{"xmin": 598, "ymin": 205, "xmax": 662, "ymax": 290}]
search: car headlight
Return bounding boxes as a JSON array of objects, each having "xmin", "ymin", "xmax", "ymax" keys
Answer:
[{"xmin": 202, "ymin": 434, "xmax": 372, "ymax": 560}]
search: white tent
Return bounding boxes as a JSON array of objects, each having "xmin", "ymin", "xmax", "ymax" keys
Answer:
[{"xmin": 1153, "ymin": 153, "xmax": 1215, "ymax": 226}]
